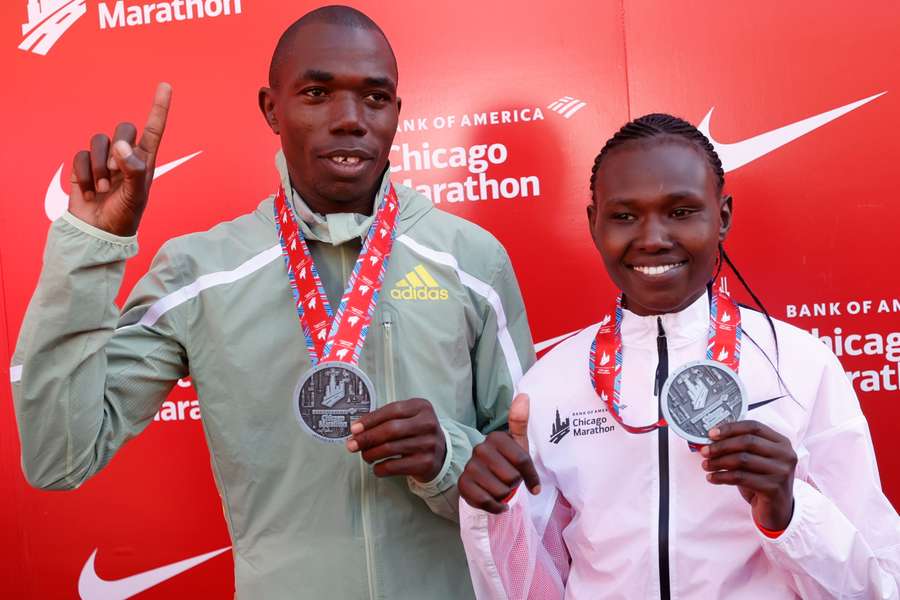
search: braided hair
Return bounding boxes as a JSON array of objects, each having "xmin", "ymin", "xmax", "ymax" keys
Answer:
[
  {"xmin": 589, "ymin": 113, "xmax": 792, "ymax": 395},
  {"xmin": 589, "ymin": 113, "xmax": 724, "ymax": 196}
]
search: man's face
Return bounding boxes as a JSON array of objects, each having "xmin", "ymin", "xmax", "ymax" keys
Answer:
[
  {"xmin": 587, "ymin": 140, "xmax": 731, "ymax": 316},
  {"xmin": 260, "ymin": 24, "xmax": 400, "ymax": 213}
]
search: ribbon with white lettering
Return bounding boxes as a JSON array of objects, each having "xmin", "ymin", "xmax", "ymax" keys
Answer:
[
  {"xmin": 589, "ymin": 279, "xmax": 743, "ymax": 438},
  {"xmin": 274, "ymin": 182, "xmax": 399, "ymax": 442},
  {"xmin": 274, "ymin": 182, "xmax": 398, "ymax": 365}
]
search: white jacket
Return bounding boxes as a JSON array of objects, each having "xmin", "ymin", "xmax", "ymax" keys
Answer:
[{"xmin": 460, "ymin": 293, "xmax": 900, "ymax": 599}]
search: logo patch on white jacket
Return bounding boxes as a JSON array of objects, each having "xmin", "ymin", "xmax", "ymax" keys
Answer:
[{"xmin": 550, "ymin": 407, "xmax": 616, "ymax": 443}]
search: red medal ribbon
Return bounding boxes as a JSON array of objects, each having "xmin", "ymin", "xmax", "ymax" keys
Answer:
[
  {"xmin": 274, "ymin": 183, "xmax": 399, "ymax": 365},
  {"xmin": 590, "ymin": 280, "xmax": 742, "ymax": 434}
]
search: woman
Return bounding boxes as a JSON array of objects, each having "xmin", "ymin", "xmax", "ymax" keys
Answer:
[{"xmin": 458, "ymin": 114, "xmax": 900, "ymax": 599}]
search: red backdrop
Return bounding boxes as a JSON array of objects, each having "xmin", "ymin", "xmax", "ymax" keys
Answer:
[{"xmin": 3, "ymin": 1, "xmax": 898, "ymax": 597}]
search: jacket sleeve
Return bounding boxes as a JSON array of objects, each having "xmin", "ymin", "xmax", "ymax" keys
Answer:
[
  {"xmin": 459, "ymin": 405, "xmax": 572, "ymax": 600},
  {"xmin": 11, "ymin": 213, "xmax": 189, "ymax": 490},
  {"xmin": 760, "ymin": 349, "xmax": 900, "ymax": 597},
  {"xmin": 408, "ymin": 246, "xmax": 536, "ymax": 521}
]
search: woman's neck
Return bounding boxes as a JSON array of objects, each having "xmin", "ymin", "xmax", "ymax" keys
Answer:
[{"xmin": 622, "ymin": 287, "xmax": 708, "ymax": 317}]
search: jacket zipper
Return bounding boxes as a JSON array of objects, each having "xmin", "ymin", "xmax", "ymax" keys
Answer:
[
  {"xmin": 357, "ymin": 270, "xmax": 385, "ymax": 600},
  {"xmin": 382, "ymin": 313, "xmax": 397, "ymax": 404},
  {"xmin": 358, "ymin": 313, "xmax": 397, "ymax": 600},
  {"xmin": 359, "ymin": 457, "xmax": 377, "ymax": 600},
  {"xmin": 655, "ymin": 317, "xmax": 671, "ymax": 600}
]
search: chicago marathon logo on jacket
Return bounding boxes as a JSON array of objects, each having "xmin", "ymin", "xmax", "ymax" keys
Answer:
[
  {"xmin": 549, "ymin": 407, "xmax": 615, "ymax": 443},
  {"xmin": 390, "ymin": 264, "xmax": 448, "ymax": 301}
]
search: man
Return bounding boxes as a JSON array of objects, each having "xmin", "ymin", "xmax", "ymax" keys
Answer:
[{"xmin": 11, "ymin": 6, "xmax": 534, "ymax": 598}]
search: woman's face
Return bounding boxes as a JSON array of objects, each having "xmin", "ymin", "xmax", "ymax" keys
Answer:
[{"xmin": 587, "ymin": 139, "xmax": 732, "ymax": 316}]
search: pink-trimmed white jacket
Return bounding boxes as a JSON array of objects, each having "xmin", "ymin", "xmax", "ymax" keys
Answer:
[{"xmin": 460, "ymin": 293, "xmax": 900, "ymax": 599}]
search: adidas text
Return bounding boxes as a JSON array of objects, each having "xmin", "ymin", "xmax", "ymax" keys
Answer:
[
  {"xmin": 391, "ymin": 287, "xmax": 448, "ymax": 301},
  {"xmin": 391, "ymin": 265, "xmax": 448, "ymax": 301}
]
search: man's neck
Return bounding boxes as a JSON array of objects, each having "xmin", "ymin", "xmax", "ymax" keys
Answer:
[
  {"xmin": 288, "ymin": 175, "xmax": 379, "ymax": 216},
  {"xmin": 305, "ymin": 195, "xmax": 376, "ymax": 216}
]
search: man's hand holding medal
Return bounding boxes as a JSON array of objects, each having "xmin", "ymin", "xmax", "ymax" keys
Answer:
[{"xmin": 347, "ymin": 398, "xmax": 447, "ymax": 482}]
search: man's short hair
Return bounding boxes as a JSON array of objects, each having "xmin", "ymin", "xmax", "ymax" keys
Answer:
[{"xmin": 268, "ymin": 5, "xmax": 394, "ymax": 88}]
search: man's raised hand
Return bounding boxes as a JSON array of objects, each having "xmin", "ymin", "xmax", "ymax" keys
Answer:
[
  {"xmin": 68, "ymin": 83, "xmax": 172, "ymax": 237},
  {"xmin": 458, "ymin": 393, "xmax": 541, "ymax": 514}
]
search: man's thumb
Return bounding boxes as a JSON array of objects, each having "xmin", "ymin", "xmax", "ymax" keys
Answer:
[
  {"xmin": 509, "ymin": 393, "xmax": 530, "ymax": 450},
  {"xmin": 111, "ymin": 140, "xmax": 147, "ymax": 188}
]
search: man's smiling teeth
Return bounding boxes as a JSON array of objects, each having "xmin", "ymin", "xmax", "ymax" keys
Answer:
[
  {"xmin": 632, "ymin": 263, "xmax": 684, "ymax": 276},
  {"xmin": 330, "ymin": 156, "xmax": 362, "ymax": 165}
]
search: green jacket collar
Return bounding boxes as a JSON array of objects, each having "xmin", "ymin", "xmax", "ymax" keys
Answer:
[{"xmin": 271, "ymin": 150, "xmax": 430, "ymax": 246}]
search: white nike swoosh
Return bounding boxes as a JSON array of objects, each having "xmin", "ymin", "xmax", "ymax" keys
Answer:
[
  {"xmin": 699, "ymin": 92, "xmax": 885, "ymax": 173},
  {"xmin": 44, "ymin": 151, "xmax": 202, "ymax": 221},
  {"xmin": 78, "ymin": 546, "xmax": 230, "ymax": 600}
]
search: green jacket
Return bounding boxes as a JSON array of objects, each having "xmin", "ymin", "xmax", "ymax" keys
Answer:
[{"xmin": 11, "ymin": 154, "xmax": 535, "ymax": 599}]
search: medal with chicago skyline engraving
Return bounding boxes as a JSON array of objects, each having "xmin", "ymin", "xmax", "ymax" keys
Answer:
[
  {"xmin": 660, "ymin": 359, "xmax": 748, "ymax": 445},
  {"xmin": 294, "ymin": 362, "xmax": 373, "ymax": 443}
]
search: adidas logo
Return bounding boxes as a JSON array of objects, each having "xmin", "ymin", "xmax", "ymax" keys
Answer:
[
  {"xmin": 390, "ymin": 265, "xmax": 448, "ymax": 301},
  {"xmin": 547, "ymin": 96, "xmax": 587, "ymax": 119}
]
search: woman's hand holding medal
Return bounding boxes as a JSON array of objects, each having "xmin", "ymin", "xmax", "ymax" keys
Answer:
[
  {"xmin": 700, "ymin": 420, "xmax": 798, "ymax": 530},
  {"xmin": 346, "ymin": 397, "xmax": 447, "ymax": 483},
  {"xmin": 458, "ymin": 394, "xmax": 542, "ymax": 514}
]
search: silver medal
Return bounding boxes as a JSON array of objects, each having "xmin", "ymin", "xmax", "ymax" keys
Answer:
[
  {"xmin": 660, "ymin": 359, "xmax": 748, "ymax": 445},
  {"xmin": 293, "ymin": 362, "xmax": 374, "ymax": 443}
]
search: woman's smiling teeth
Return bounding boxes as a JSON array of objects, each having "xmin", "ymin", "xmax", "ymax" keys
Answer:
[{"xmin": 631, "ymin": 262, "xmax": 686, "ymax": 276}]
